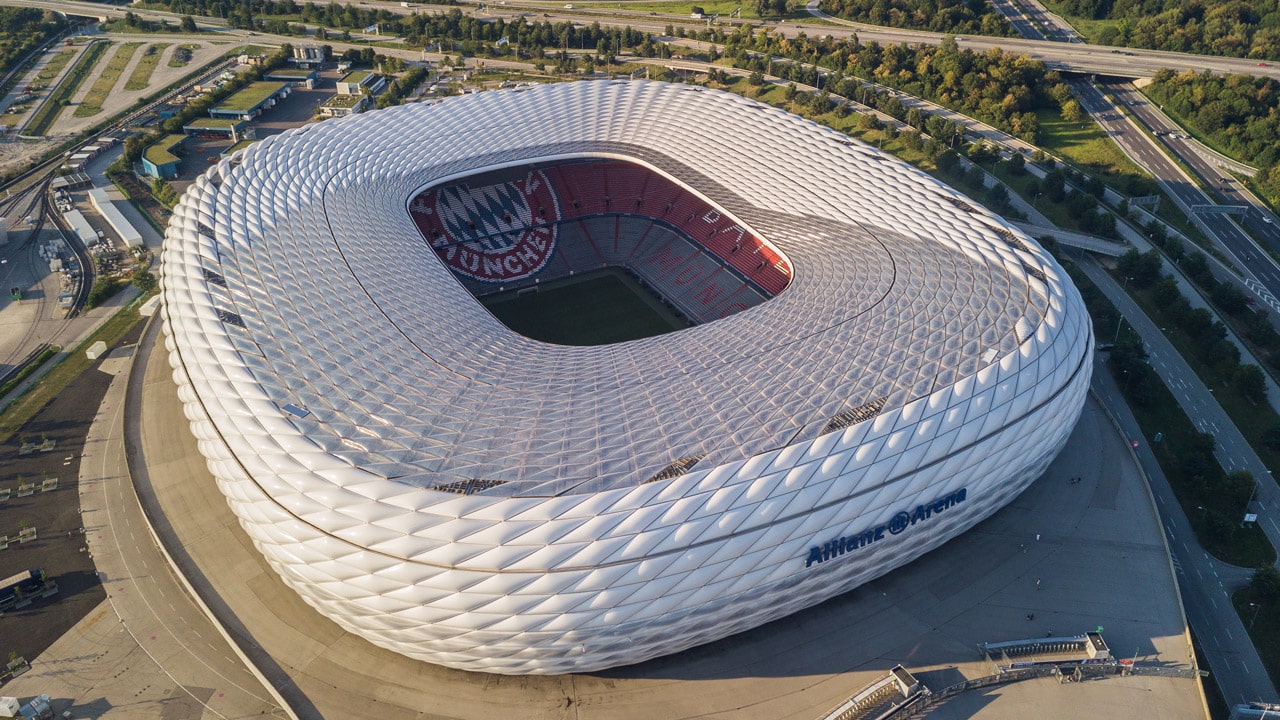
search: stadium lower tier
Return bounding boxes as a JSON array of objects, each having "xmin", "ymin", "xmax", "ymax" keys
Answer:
[{"xmin": 170, "ymin": 332, "xmax": 1088, "ymax": 674}]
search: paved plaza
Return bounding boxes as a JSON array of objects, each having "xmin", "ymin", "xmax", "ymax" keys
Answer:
[{"xmin": 1, "ymin": 322, "xmax": 1206, "ymax": 719}]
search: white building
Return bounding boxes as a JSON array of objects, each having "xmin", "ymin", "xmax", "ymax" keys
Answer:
[
  {"xmin": 335, "ymin": 70, "xmax": 386, "ymax": 96},
  {"xmin": 161, "ymin": 81, "xmax": 1091, "ymax": 675}
]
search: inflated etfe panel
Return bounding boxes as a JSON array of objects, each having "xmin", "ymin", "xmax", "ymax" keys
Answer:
[{"xmin": 161, "ymin": 80, "xmax": 1092, "ymax": 674}]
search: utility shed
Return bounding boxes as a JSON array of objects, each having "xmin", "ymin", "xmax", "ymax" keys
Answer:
[
  {"xmin": 62, "ymin": 209, "xmax": 98, "ymax": 247},
  {"xmin": 88, "ymin": 187, "xmax": 144, "ymax": 248}
]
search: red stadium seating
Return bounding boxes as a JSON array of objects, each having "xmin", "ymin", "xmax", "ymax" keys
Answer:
[{"xmin": 412, "ymin": 160, "xmax": 792, "ymax": 319}]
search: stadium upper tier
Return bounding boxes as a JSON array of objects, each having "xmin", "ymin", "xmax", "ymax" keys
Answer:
[{"xmin": 161, "ymin": 80, "xmax": 1092, "ymax": 674}]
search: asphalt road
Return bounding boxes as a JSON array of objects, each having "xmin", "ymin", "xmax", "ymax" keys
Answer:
[
  {"xmin": 1102, "ymin": 80, "xmax": 1280, "ymax": 252},
  {"xmin": 994, "ymin": 0, "xmax": 1280, "ymax": 316},
  {"xmin": 26, "ymin": 0, "xmax": 1280, "ymax": 81},
  {"xmin": 1069, "ymin": 78, "xmax": 1280, "ymax": 315},
  {"xmin": 1012, "ymin": 0, "xmax": 1082, "ymax": 43},
  {"xmin": 1080, "ymin": 255, "xmax": 1280, "ymax": 702}
]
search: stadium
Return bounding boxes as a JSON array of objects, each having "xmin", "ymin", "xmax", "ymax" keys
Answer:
[{"xmin": 160, "ymin": 80, "xmax": 1093, "ymax": 675}]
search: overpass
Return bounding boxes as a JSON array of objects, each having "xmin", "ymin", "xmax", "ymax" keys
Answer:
[{"xmin": 1014, "ymin": 223, "xmax": 1130, "ymax": 257}]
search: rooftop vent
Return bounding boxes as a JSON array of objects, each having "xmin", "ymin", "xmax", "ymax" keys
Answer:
[
  {"xmin": 215, "ymin": 308, "xmax": 245, "ymax": 327},
  {"xmin": 645, "ymin": 455, "xmax": 706, "ymax": 484},
  {"xmin": 992, "ymin": 227, "xmax": 1031, "ymax": 254},
  {"xmin": 822, "ymin": 396, "xmax": 888, "ymax": 435},
  {"xmin": 938, "ymin": 194, "xmax": 978, "ymax": 214},
  {"xmin": 433, "ymin": 478, "xmax": 508, "ymax": 495},
  {"xmin": 201, "ymin": 267, "xmax": 227, "ymax": 286}
]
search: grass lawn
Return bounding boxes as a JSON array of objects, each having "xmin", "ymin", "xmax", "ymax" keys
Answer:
[
  {"xmin": 483, "ymin": 269, "xmax": 684, "ymax": 345},
  {"xmin": 74, "ymin": 42, "xmax": 142, "ymax": 118},
  {"xmin": 33, "ymin": 49, "xmax": 76, "ymax": 86},
  {"xmin": 125, "ymin": 43, "xmax": 169, "ymax": 91},
  {"xmin": 1035, "ymin": 108, "xmax": 1148, "ymax": 186},
  {"xmin": 0, "ymin": 300, "xmax": 147, "ymax": 446},
  {"xmin": 1050, "ymin": 14, "xmax": 1114, "ymax": 43},
  {"xmin": 575, "ymin": 0, "xmax": 758, "ymax": 19},
  {"xmin": 25, "ymin": 40, "xmax": 109, "ymax": 136},
  {"xmin": 214, "ymin": 81, "xmax": 285, "ymax": 113}
]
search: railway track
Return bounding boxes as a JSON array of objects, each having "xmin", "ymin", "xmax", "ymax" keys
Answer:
[{"xmin": 0, "ymin": 176, "xmax": 54, "ymax": 372}]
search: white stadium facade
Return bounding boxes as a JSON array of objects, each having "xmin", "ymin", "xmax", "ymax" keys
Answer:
[{"xmin": 160, "ymin": 80, "xmax": 1092, "ymax": 674}]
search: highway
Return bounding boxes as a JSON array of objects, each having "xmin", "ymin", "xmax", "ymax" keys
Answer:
[
  {"xmin": 23, "ymin": 0, "xmax": 1280, "ymax": 81},
  {"xmin": 1103, "ymin": 80, "xmax": 1280, "ymax": 252},
  {"xmin": 1066, "ymin": 77, "xmax": 1269, "ymax": 284},
  {"xmin": 992, "ymin": 0, "xmax": 1280, "ymax": 315}
]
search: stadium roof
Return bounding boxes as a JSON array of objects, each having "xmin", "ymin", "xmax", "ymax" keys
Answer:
[
  {"xmin": 161, "ymin": 81, "xmax": 1090, "ymax": 674},
  {"xmin": 163, "ymin": 80, "xmax": 1062, "ymax": 498}
]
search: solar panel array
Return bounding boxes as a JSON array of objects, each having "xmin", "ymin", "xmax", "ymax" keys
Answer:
[{"xmin": 161, "ymin": 80, "xmax": 1092, "ymax": 674}]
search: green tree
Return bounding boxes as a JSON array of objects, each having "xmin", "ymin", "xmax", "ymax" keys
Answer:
[
  {"xmin": 1004, "ymin": 151, "xmax": 1025, "ymax": 175},
  {"xmin": 1061, "ymin": 99, "xmax": 1086, "ymax": 124},
  {"xmin": 180, "ymin": 15, "xmax": 197, "ymax": 33},
  {"xmin": 1116, "ymin": 249, "xmax": 1162, "ymax": 288},
  {"xmin": 132, "ymin": 269, "xmax": 157, "ymax": 294},
  {"xmin": 1253, "ymin": 565, "xmax": 1280, "ymax": 602},
  {"xmin": 1263, "ymin": 423, "xmax": 1280, "ymax": 451},
  {"xmin": 1235, "ymin": 364, "xmax": 1267, "ymax": 404}
]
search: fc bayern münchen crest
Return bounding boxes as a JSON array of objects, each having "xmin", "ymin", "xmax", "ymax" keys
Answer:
[{"xmin": 410, "ymin": 170, "xmax": 560, "ymax": 282}]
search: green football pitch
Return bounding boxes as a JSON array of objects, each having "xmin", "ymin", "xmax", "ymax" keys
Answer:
[{"xmin": 482, "ymin": 269, "xmax": 686, "ymax": 346}]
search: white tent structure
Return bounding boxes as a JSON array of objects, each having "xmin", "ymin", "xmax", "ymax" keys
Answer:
[{"xmin": 160, "ymin": 80, "xmax": 1092, "ymax": 675}]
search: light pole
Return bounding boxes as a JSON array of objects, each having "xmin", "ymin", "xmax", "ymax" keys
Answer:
[
  {"xmin": 1251, "ymin": 602, "xmax": 1262, "ymax": 630},
  {"xmin": 1113, "ymin": 314, "xmax": 1125, "ymax": 344},
  {"xmin": 1197, "ymin": 505, "xmax": 1207, "ymax": 523}
]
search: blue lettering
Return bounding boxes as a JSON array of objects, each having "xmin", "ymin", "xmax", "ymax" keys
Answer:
[
  {"xmin": 804, "ymin": 488, "xmax": 969, "ymax": 567},
  {"xmin": 806, "ymin": 547, "xmax": 823, "ymax": 567}
]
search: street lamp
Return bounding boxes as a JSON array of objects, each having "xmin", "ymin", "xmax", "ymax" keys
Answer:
[
  {"xmin": 1251, "ymin": 602, "xmax": 1262, "ymax": 630},
  {"xmin": 1196, "ymin": 505, "xmax": 1207, "ymax": 523}
]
